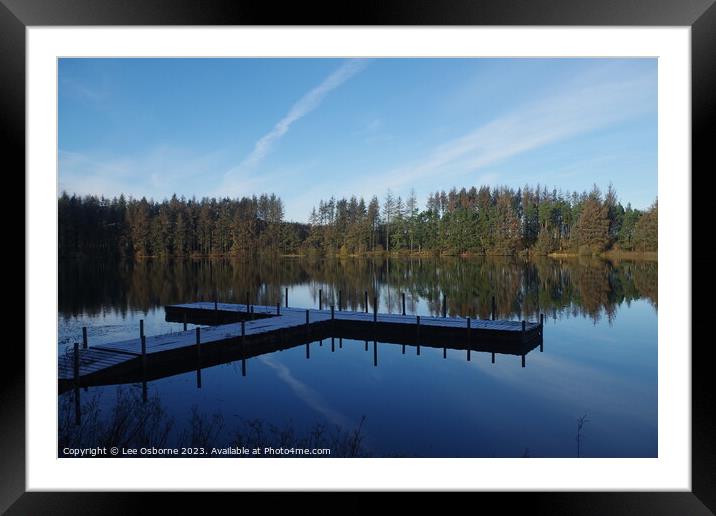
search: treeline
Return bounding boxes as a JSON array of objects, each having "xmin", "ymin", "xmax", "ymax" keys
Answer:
[
  {"xmin": 58, "ymin": 193, "xmax": 307, "ymax": 258},
  {"xmin": 58, "ymin": 183, "xmax": 657, "ymax": 258},
  {"xmin": 306, "ymin": 184, "xmax": 657, "ymax": 256}
]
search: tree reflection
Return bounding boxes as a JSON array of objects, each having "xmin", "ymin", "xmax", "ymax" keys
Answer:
[{"xmin": 59, "ymin": 255, "xmax": 657, "ymax": 323}]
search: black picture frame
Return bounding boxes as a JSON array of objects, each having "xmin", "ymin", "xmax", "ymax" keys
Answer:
[{"xmin": 5, "ymin": 0, "xmax": 713, "ymax": 513}]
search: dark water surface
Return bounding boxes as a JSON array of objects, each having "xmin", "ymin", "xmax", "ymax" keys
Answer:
[{"xmin": 58, "ymin": 256, "xmax": 657, "ymax": 458}]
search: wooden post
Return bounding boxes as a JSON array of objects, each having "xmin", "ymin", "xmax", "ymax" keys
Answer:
[
  {"xmin": 416, "ymin": 315, "xmax": 420, "ymax": 340},
  {"xmin": 183, "ymin": 314, "xmax": 187, "ymax": 331},
  {"xmin": 402, "ymin": 344, "xmax": 405, "ymax": 354},
  {"xmin": 491, "ymin": 296, "xmax": 496, "ymax": 321},
  {"xmin": 540, "ymin": 313, "xmax": 544, "ymax": 336},
  {"xmin": 373, "ymin": 340, "xmax": 378, "ymax": 367},
  {"xmin": 285, "ymin": 287, "xmax": 289, "ymax": 308},
  {"xmin": 139, "ymin": 319, "xmax": 144, "ymax": 339},
  {"xmin": 305, "ymin": 309, "xmax": 309, "ymax": 326},
  {"xmin": 276, "ymin": 303, "xmax": 280, "ymax": 315},
  {"xmin": 338, "ymin": 290, "xmax": 342, "ymax": 311},
  {"xmin": 82, "ymin": 327, "xmax": 88, "ymax": 349},
  {"xmin": 242, "ymin": 357, "xmax": 246, "ymax": 377},
  {"xmin": 402, "ymin": 292, "xmax": 406, "ymax": 315},
  {"xmin": 365, "ymin": 291, "xmax": 368, "ymax": 313},
  {"xmin": 373, "ymin": 297, "xmax": 378, "ymax": 322},
  {"xmin": 306, "ymin": 342, "xmax": 310, "ymax": 359},
  {"xmin": 331, "ymin": 305, "xmax": 335, "ymax": 320},
  {"xmin": 339, "ymin": 337, "xmax": 343, "ymax": 349},
  {"xmin": 443, "ymin": 347, "xmax": 447, "ymax": 359},
  {"xmin": 467, "ymin": 348, "xmax": 471, "ymax": 361},
  {"xmin": 331, "ymin": 337, "xmax": 335, "ymax": 352},
  {"xmin": 522, "ymin": 320, "xmax": 526, "ymax": 342},
  {"xmin": 492, "ymin": 352, "xmax": 495, "ymax": 363},
  {"xmin": 442, "ymin": 295, "xmax": 447, "ymax": 317},
  {"xmin": 319, "ymin": 288, "xmax": 322, "ymax": 310},
  {"xmin": 522, "ymin": 354, "xmax": 526, "ymax": 368},
  {"xmin": 467, "ymin": 317, "xmax": 471, "ymax": 341}
]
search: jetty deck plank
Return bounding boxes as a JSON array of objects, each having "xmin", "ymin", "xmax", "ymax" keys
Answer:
[{"xmin": 59, "ymin": 302, "xmax": 542, "ymax": 383}]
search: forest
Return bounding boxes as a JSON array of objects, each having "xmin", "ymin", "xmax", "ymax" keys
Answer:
[{"xmin": 58, "ymin": 183, "xmax": 657, "ymax": 258}]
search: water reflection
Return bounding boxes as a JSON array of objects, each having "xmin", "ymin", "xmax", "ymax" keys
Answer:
[{"xmin": 59, "ymin": 256, "xmax": 657, "ymax": 322}]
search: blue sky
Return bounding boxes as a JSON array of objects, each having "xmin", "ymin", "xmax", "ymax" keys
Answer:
[{"xmin": 59, "ymin": 58, "xmax": 657, "ymax": 222}]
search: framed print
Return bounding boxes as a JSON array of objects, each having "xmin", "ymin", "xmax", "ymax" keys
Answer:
[{"xmin": 6, "ymin": 0, "xmax": 714, "ymax": 512}]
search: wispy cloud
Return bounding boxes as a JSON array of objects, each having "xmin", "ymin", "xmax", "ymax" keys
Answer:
[
  {"xmin": 259, "ymin": 355, "xmax": 353, "ymax": 429},
  {"xmin": 342, "ymin": 67, "xmax": 656, "ymax": 201},
  {"xmin": 58, "ymin": 146, "xmax": 228, "ymax": 201},
  {"xmin": 218, "ymin": 59, "xmax": 369, "ymax": 197}
]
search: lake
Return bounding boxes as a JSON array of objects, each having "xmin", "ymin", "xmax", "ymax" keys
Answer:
[{"xmin": 58, "ymin": 255, "xmax": 657, "ymax": 458}]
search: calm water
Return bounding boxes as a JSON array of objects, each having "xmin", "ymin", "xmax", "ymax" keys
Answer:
[{"xmin": 58, "ymin": 256, "xmax": 657, "ymax": 458}]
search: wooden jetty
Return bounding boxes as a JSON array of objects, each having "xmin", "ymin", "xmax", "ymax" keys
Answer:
[{"xmin": 58, "ymin": 302, "xmax": 544, "ymax": 393}]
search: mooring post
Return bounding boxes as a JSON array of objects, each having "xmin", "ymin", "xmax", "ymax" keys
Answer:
[
  {"xmin": 139, "ymin": 319, "xmax": 144, "ymax": 339},
  {"xmin": 492, "ymin": 296, "xmax": 496, "ymax": 321},
  {"xmin": 331, "ymin": 305, "xmax": 335, "ymax": 320},
  {"xmin": 443, "ymin": 347, "xmax": 447, "ymax": 359},
  {"xmin": 365, "ymin": 291, "xmax": 368, "ymax": 313},
  {"xmin": 338, "ymin": 290, "xmax": 342, "ymax": 311},
  {"xmin": 522, "ymin": 320, "xmax": 526, "ymax": 342},
  {"xmin": 540, "ymin": 313, "xmax": 544, "ymax": 336},
  {"xmin": 306, "ymin": 342, "xmax": 310, "ymax": 359},
  {"xmin": 305, "ymin": 309, "xmax": 310, "ymax": 328},
  {"xmin": 373, "ymin": 297, "xmax": 378, "ymax": 322},
  {"xmin": 276, "ymin": 303, "xmax": 280, "ymax": 315},
  {"xmin": 442, "ymin": 295, "xmax": 447, "ymax": 317},
  {"xmin": 492, "ymin": 352, "xmax": 495, "ymax": 364},
  {"xmin": 467, "ymin": 317, "xmax": 471, "ymax": 361},
  {"xmin": 522, "ymin": 354, "xmax": 526, "ymax": 368},
  {"xmin": 373, "ymin": 340, "xmax": 378, "ymax": 367},
  {"xmin": 365, "ymin": 340, "xmax": 368, "ymax": 351},
  {"xmin": 285, "ymin": 287, "xmax": 288, "ymax": 308},
  {"xmin": 402, "ymin": 292, "xmax": 406, "ymax": 315},
  {"xmin": 82, "ymin": 327, "xmax": 88, "ymax": 349},
  {"xmin": 402, "ymin": 344, "xmax": 405, "ymax": 354},
  {"xmin": 319, "ymin": 288, "xmax": 323, "ymax": 310},
  {"xmin": 339, "ymin": 337, "xmax": 343, "ymax": 349}
]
